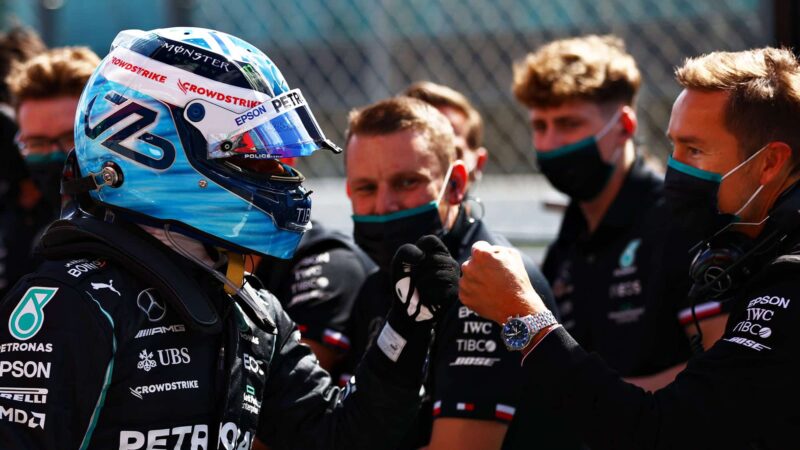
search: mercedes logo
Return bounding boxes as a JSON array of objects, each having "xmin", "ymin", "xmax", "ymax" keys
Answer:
[{"xmin": 137, "ymin": 288, "xmax": 166, "ymax": 322}]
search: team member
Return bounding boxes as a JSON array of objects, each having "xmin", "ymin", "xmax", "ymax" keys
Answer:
[
  {"xmin": 513, "ymin": 35, "xmax": 719, "ymax": 389},
  {"xmin": 0, "ymin": 46, "xmax": 97, "ymax": 296},
  {"xmin": 344, "ymin": 96, "xmax": 564, "ymax": 449},
  {"xmin": 0, "ymin": 27, "xmax": 457, "ymax": 449},
  {"xmin": 254, "ymin": 219, "xmax": 375, "ymax": 375},
  {"xmin": 458, "ymin": 46, "xmax": 800, "ymax": 448},
  {"xmin": 403, "ymin": 81, "xmax": 488, "ymax": 183}
]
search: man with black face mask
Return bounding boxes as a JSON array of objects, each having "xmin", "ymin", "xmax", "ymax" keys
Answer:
[
  {"xmin": 0, "ymin": 47, "xmax": 99, "ymax": 296},
  {"xmin": 344, "ymin": 96, "xmax": 562, "ymax": 450},
  {"xmin": 458, "ymin": 45, "xmax": 800, "ymax": 450},
  {"xmin": 512, "ymin": 35, "xmax": 721, "ymax": 393}
]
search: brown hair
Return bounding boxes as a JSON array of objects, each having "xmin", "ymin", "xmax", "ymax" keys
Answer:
[
  {"xmin": 7, "ymin": 46, "xmax": 100, "ymax": 105},
  {"xmin": 403, "ymin": 81, "xmax": 483, "ymax": 150},
  {"xmin": 513, "ymin": 34, "xmax": 641, "ymax": 108},
  {"xmin": 0, "ymin": 25, "xmax": 46, "ymax": 104},
  {"xmin": 346, "ymin": 96, "xmax": 456, "ymax": 171},
  {"xmin": 676, "ymin": 47, "xmax": 800, "ymax": 165}
]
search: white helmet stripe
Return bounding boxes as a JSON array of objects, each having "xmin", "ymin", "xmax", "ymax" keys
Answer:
[{"xmin": 102, "ymin": 46, "xmax": 270, "ymax": 113}]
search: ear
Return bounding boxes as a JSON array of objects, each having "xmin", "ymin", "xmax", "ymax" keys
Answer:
[
  {"xmin": 759, "ymin": 141, "xmax": 793, "ymax": 185},
  {"xmin": 446, "ymin": 161, "xmax": 469, "ymax": 205},
  {"xmin": 345, "ymin": 182, "xmax": 352, "ymax": 198},
  {"xmin": 620, "ymin": 106, "xmax": 637, "ymax": 137}
]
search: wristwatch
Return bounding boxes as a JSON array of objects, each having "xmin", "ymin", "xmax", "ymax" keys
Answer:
[{"xmin": 501, "ymin": 310, "xmax": 558, "ymax": 351}]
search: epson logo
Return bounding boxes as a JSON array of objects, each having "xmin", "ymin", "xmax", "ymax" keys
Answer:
[
  {"xmin": 0, "ymin": 361, "xmax": 50, "ymax": 379},
  {"xmin": 135, "ymin": 324, "xmax": 186, "ymax": 339}
]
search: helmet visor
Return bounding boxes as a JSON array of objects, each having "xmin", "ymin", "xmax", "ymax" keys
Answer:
[{"xmin": 185, "ymin": 89, "xmax": 341, "ymax": 161}]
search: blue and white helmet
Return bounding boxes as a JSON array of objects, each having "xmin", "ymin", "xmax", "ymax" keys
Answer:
[{"xmin": 72, "ymin": 27, "xmax": 339, "ymax": 259}]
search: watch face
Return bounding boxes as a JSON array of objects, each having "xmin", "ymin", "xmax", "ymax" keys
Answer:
[{"xmin": 502, "ymin": 319, "xmax": 531, "ymax": 351}]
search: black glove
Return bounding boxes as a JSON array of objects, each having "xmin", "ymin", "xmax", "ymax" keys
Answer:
[
  {"xmin": 366, "ymin": 235, "xmax": 460, "ymax": 380},
  {"xmin": 391, "ymin": 235, "xmax": 460, "ymax": 324}
]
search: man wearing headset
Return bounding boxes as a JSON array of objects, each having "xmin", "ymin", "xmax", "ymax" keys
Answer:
[
  {"xmin": 456, "ymin": 47, "xmax": 800, "ymax": 448},
  {"xmin": 512, "ymin": 35, "xmax": 723, "ymax": 392}
]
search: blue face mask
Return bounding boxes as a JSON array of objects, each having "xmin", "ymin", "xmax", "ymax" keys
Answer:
[
  {"xmin": 535, "ymin": 110, "xmax": 622, "ymax": 201},
  {"xmin": 352, "ymin": 165, "xmax": 453, "ymax": 271},
  {"xmin": 663, "ymin": 145, "xmax": 767, "ymax": 240}
]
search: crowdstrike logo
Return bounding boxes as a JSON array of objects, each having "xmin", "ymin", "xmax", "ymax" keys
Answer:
[
  {"xmin": 129, "ymin": 380, "xmax": 199, "ymax": 399},
  {"xmin": 176, "ymin": 79, "xmax": 260, "ymax": 108}
]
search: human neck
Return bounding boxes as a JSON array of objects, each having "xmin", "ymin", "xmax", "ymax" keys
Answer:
[{"xmin": 579, "ymin": 141, "xmax": 635, "ymax": 233}]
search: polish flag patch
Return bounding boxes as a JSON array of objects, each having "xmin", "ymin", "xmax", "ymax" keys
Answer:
[
  {"xmin": 456, "ymin": 402, "xmax": 475, "ymax": 412},
  {"xmin": 495, "ymin": 404, "xmax": 516, "ymax": 421},
  {"xmin": 433, "ymin": 400, "xmax": 442, "ymax": 416},
  {"xmin": 678, "ymin": 301, "xmax": 722, "ymax": 326},
  {"xmin": 322, "ymin": 329, "xmax": 351, "ymax": 350}
]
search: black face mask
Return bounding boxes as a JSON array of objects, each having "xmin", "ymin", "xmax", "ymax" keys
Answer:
[
  {"xmin": 25, "ymin": 152, "xmax": 67, "ymax": 216},
  {"xmin": 536, "ymin": 137, "xmax": 615, "ymax": 201},
  {"xmin": 663, "ymin": 149, "xmax": 766, "ymax": 242},
  {"xmin": 535, "ymin": 110, "xmax": 622, "ymax": 201},
  {"xmin": 352, "ymin": 201, "xmax": 445, "ymax": 272}
]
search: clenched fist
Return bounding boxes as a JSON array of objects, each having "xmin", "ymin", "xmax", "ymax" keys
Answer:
[
  {"xmin": 460, "ymin": 241, "xmax": 548, "ymax": 324},
  {"xmin": 391, "ymin": 235, "xmax": 460, "ymax": 324}
]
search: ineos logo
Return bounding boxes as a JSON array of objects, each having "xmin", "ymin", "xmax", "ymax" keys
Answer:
[{"xmin": 137, "ymin": 289, "xmax": 166, "ymax": 322}]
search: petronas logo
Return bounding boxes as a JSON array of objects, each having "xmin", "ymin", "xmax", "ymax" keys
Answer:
[{"xmin": 9, "ymin": 287, "xmax": 59, "ymax": 341}]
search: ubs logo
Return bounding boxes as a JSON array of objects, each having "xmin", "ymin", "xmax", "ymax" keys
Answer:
[{"xmin": 137, "ymin": 289, "xmax": 166, "ymax": 322}]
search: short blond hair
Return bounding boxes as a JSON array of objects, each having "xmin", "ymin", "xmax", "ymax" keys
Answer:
[
  {"xmin": 513, "ymin": 34, "xmax": 641, "ymax": 108},
  {"xmin": 7, "ymin": 46, "xmax": 100, "ymax": 105},
  {"xmin": 403, "ymin": 81, "xmax": 483, "ymax": 150},
  {"xmin": 346, "ymin": 96, "xmax": 456, "ymax": 171},
  {"xmin": 676, "ymin": 47, "xmax": 800, "ymax": 164}
]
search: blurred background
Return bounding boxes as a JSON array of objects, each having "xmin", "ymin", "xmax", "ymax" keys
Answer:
[{"xmin": 2, "ymin": 0, "xmax": 792, "ymax": 261}]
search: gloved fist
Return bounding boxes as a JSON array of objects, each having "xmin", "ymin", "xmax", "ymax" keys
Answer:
[{"xmin": 391, "ymin": 235, "xmax": 460, "ymax": 324}]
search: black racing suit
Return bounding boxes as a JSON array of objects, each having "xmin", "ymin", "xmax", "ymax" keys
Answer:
[
  {"xmin": 524, "ymin": 228, "xmax": 800, "ymax": 449},
  {"xmin": 256, "ymin": 221, "xmax": 375, "ymax": 382},
  {"xmin": 0, "ymin": 215, "xmax": 427, "ymax": 449}
]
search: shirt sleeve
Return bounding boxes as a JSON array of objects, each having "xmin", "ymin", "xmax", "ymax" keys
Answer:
[
  {"xmin": 431, "ymin": 303, "xmax": 524, "ymax": 425},
  {"xmin": 258, "ymin": 293, "xmax": 429, "ymax": 450},
  {"xmin": 281, "ymin": 245, "xmax": 366, "ymax": 353},
  {"xmin": 523, "ymin": 276, "xmax": 800, "ymax": 449},
  {"xmin": 0, "ymin": 276, "xmax": 113, "ymax": 449}
]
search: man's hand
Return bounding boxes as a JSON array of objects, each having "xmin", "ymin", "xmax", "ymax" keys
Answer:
[
  {"xmin": 460, "ymin": 241, "xmax": 547, "ymax": 324},
  {"xmin": 371, "ymin": 235, "xmax": 459, "ymax": 368},
  {"xmin": 391, "ymin": 235, "xmax": 460, "ymax": 324}
]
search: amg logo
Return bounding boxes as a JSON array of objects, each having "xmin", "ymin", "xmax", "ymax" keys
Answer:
[
  {"xmin": 449, "ymin": 357, "xmax": 502, "ymax": 367},
  {"xmin": 135, "ymin": 324, "xmax": 186, "ymax": 339}
]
